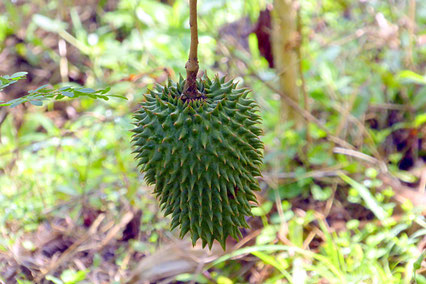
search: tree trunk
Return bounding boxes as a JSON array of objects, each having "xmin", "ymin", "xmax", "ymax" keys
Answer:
[{"xmin": 272, "ymin": 0, "xmax": 302, "ymax": 128}]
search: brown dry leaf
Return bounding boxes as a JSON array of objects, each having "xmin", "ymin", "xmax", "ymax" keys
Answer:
[
  {"xmin": 121, "ymin": 209, "xmax": 142, "ymax": 242},
  {"xmin": 253, "ymin": 7, "xmax": 274, "ymax": 68},
  {"xmin": 374, "ymin": 12, "xmax": 399, "ymax": 49},
  {"xmin": 3, "ymin": 218, "xmax": 76, "ymax": 282},
  {"xmin": 379, "ymin": 173, "xmax": 426, "ymax": 213},
  {"xmin": 127, "ymin": 239, "xmax": 226, "ymax": 284}
]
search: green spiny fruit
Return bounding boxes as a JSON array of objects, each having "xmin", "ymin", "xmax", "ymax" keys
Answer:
[{"xmin": 131, "ymin": 75, "xmax": 263, "ymax": 249}]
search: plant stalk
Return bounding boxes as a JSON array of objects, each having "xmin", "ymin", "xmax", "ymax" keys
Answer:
[{"xmin": 183, "ymin": 0, "xmax": 200, "ymax": 100}]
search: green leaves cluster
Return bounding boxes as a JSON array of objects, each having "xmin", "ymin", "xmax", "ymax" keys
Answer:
[
  {"xmin": 0, "ymin": 71, "xmax": 28, "ymax": 91},
  {"xmin": 0, "ymin": 72, "xmax": 126, "ymax": 108}
]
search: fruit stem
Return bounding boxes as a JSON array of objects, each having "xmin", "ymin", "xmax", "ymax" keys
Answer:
[{"xmin": 183, "ymin": 0, "xmax": 200, "ymax": 100}]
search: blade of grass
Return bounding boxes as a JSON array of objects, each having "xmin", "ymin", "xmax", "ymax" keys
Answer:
[
  {"xmin": 318, "ymin": 219, "xmax": 346, "ymax": 273},
  {"xmin": 339, "ymin": 173, "xmax": 387, "ymax": 221},
  {"xmin": 251, "ymin": 251, "xmax": 292, "ymax": 281},
  {"xmin": 209, "ymin": 245, "xmax": 347, "ymax": 283}
]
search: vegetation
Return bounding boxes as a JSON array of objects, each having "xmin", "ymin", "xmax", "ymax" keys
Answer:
[{"xmin": 0, "ymin": 0, "xmax": 425, "ymax": 283}]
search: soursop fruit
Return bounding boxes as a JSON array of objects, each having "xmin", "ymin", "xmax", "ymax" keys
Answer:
[{"xmin": 132, "ymin": 75, "xmax": 263, "ymax": 249}]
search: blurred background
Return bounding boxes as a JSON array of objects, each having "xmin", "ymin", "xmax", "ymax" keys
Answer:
[{"xmin": 0, "ymin": 0, "xmax": 425, "ymax": 283}]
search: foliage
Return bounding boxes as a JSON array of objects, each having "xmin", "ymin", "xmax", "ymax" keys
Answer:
[
  {"xmin": 0, "ymin": 72, "xmax": 28, "ymax": 90},
  {"xmin": 212, "ymin": 213, "xmax": 426, "ymax": 283},
  {"xmin": 46, "ymin": 269, "xmax": 89, "ymax": 284},
  {"xmin": 0, "ymin": 72, "xmax": 126, "ymax": 108}
]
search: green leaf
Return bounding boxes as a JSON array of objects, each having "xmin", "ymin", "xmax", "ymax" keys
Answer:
[
  {"xmin": 31, "ymin": 84, "xmax": 49, "ymax": 93},
  {"xmin": 60, "ymin": 269, "xmax": 87, "ymax": 284},
  {"xmin": 29, "ymin": 100, "xmax": 43, "ymax": 106},
  {"xmin": 398, "ymin": 70, "xmax": 426, "ymax": 85},
  {"xmin": 0, "ymin": 75, "xmax": 21, "ymax": 90},
  {"xmin": 33, "ymin": 14, "xmax": 67, "ymax": 33},
  {"xmin": 251, "ymin": 251, "xmax": 292, "ymax": 280},
  {"xmin": 10, "ymin": 71, "xmax": 28, "ymax": 79},
  {"xmin": 256, "ymin": 225, "xmax": 278, "ymax": 245},
  {"xmin": 98, "ymin": 86, "xmax": 111, "ymax": 94},
  {"xmin": 77, "ymin": 88, "xmax": 96, "ymax": 93},
  {"xmin": 108, "ymin": 94, "xmax": 128, "ymax": 100},
  {"xmin": 251, "ymin": 201, "xmax": 273, "ymax": 216},
  {"xmin": 217, "ymin": 276, "xmax": 234, "ymax": 284},
  {"xmin": 415, "ymin": 113, "xmax": 426, "ymax": 128},
  {"xmin": 414, "ymin": 250, "xmax": 425, "ymax": 270},
  {"xmin": 10, "ymin": 99, "xmax": 23, "ymax": 108},
  {"xmin": 278, "ymin": 183, "xmax": 303, "ymax": 199},
  {"xmin": 62, "ymin": 91, "xmax": 75, "ymax": 98},
  {"xmin": 45, "ymin": 275, "xmax": 64, "ymax": 284},
  {"xmin": 339, "ymin": 173, "xmax": 387, "ymax": 220},
  {"xmin": 56, "ymin": 186, "xmax": 79, "ymax": 196},
  {"xmin": 311, "ymin": 184, "xmax": 332, "ymax": 201}
]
